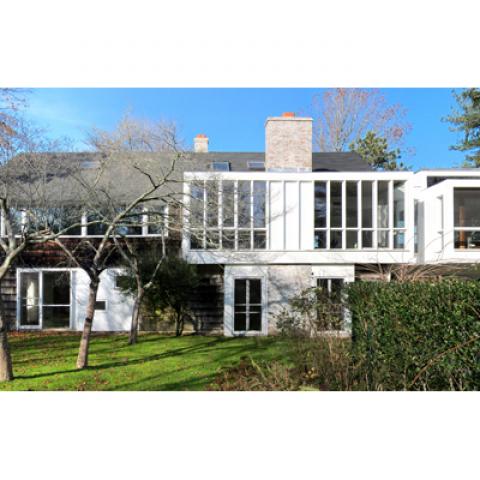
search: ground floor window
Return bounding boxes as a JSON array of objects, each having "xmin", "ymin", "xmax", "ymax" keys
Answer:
[
  {"xmin": 315, "ymin": 278, "xmax": 345, "ymax": 330},
  {"xmin": 19, "ymin": 270, "xmax": 71, "ymax": 329},
  {"xmin": 233, "ymin": 278, "xmax": 262, "ymax": 332}
]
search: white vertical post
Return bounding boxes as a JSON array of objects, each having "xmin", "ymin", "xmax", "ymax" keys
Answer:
[
  {"xmin": 388, "ymin": 180, "xmax": 394, "ymax": 249},
  {"xmin": 326, "ymin": 181, "xmax": 331, "ymax": 249},
  {"xmin": 373, "ymin": 180, "xmax": 378, "ymax": 249},
  {"xmin": 341, "ymin": 180, "xmax": 346, "ymax": 249}
]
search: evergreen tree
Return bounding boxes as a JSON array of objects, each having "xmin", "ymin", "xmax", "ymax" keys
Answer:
[
  {"xmin": 349, "ymin": 131, "xmax": 407, "ymax": 171},
  {"xmin": 446, "ymin": 88, "xmax": 480, "ymax": 167}
]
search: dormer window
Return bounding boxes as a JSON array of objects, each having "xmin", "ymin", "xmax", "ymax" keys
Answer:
[
  {"xmin": 247, "ymin": 161, "xmax": 265, "ymax": 171},
  {"xmin": 211, "ymin": 162, "xmax": 230, "ymax": 172}
]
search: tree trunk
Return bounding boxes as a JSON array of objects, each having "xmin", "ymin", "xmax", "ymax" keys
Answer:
[
  {"xmin": 76, "ymin": 278, "xmax": 99, "ymax": 369},
  {"xmin": 128, "ymin": 284, "xmax": 144, "ymax": 345},
  {"xmin": 0, "ymin": 295, "xmax": 13, "ymax": 382},
  {"xmin": 175, "ymin": 311, "xmax": 184, "ymax": 337}
]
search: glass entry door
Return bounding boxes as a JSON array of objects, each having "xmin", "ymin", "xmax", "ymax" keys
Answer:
[
  {"xmin": 19, "ymin": 271, "xmax": 71, "ymax": 329},
  {"xmin": 233, "ymin": 278, "xmax": 262, "ymax": 333}
]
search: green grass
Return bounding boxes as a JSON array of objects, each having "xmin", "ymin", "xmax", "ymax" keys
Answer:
[{"xmin": 0, "ymin": 332, "xmax": 291, "ymax": 391}]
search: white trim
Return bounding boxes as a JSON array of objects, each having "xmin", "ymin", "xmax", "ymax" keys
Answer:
[{"xmin": 17, "ymin": 268, "xmax": 73, "ymax": 330}]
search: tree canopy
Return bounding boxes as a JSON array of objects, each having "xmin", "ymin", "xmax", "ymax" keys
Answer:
[{"xmin": 446, "ymin": 88, "xmax": 480, "ymax": 167}]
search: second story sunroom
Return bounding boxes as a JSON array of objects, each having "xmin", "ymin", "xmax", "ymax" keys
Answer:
[{"xmin": 183, "ymin": 171, "xmax": 414, "ymax": 261}]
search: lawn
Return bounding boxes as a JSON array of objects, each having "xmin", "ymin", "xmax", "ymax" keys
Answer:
[{"xmin": 0, "ymin": 333, "xmax": 291, "ymax": 391}]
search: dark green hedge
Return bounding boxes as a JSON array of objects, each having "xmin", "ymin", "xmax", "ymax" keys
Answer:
[{"xmin": 346, "ymin": 280, "xmax": 480, "ymax": 391}]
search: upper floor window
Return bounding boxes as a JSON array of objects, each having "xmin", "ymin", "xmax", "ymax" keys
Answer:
[
  {"xmin": 211, "ymin": 162, "xmax": 230, "ymax": 172},
  {"xmin": 189, "ymin": 179, "xmax": 267, "ymax": 251},
  {"xmin": 314, "ymin": 180, "xmax": 406, "ymax": 250},
  {"xmin": 454, "ymin": 188, "xmax": 480, "ymax": 249}
]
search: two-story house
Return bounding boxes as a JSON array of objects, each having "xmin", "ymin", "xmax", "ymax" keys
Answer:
[{"xmin": 5, "ymin": 112, "xmax": 480, "ymax": 335}]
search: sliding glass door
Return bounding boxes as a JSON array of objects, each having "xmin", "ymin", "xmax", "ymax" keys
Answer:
[{"xmin": 19, "ymin": 270, "xmax": 71, "ymax": 329}]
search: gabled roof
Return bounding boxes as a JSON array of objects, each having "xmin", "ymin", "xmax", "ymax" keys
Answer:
[{"xmin": 189, "ymin": 151, "xmax": 372, "ymax": 172}]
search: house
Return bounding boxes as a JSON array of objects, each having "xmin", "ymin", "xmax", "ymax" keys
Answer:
[{"xmin": 4, "ymin": 112, "xmax": 480, "ymax": 335}]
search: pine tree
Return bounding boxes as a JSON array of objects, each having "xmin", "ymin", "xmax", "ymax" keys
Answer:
[
  {"xmin": 349, "ymin": 131, "xmax": 407, "ymax": 171},
  {"xmin": 447, "ymin": 88, "xmax": 480, "ymax": 167}
]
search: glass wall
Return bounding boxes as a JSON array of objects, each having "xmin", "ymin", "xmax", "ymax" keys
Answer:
[
  {"xmin": 314, "ymin": 180, "xmax": 406, "ymax": 250},
  {"xmin": 454, "ymin": 188, "xmax": 480, "ymax": 249},
  {"xmin": 189, "ymin": 180, "xmax": 267, "ymax": 250}
]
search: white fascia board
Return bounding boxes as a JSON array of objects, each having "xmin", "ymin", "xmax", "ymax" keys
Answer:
[
  {"xmin": 184, "ymin": 171, "xmax": 414, "ymax": 182},
  {"xmin": 186, "ymin": 250, "xmax": 416, "ymax": 265}
]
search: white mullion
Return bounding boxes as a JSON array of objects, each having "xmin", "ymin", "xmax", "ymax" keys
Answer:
[
  {"xmin": 357, "ymin": 181, "xmax": 362, "ymax": 249},
  {"xmin": 0, "ymin": 210, "xmax": 4, "ymax": 237},
  {"xmin": 373, "ymin": 180, "xmax": 378, "ymax": 249},
  {"xmin": 341, "ymin": 180, "xmax": 346, "ymax": 249},
  {"xmin": 326, "ymin": 181, "xmax": 331, "ymax": 249},
  {"xmin": 250, "ymin": 180, "xmax": 254, "ymax": 250},
  {"xmin": 388, "ymin": 180, "xmax": 394, "ymax": 249},
  {"xmin": 297, "ymin": 181, "xmax": 301, "ymax": 251},
  {"xmin": 39, "ymin": 271, "xmax": 44, "ymax": 330},
  {"xmin": 81, "ymin": 211, "xmax": 88, "ymax": 237},
  {"xmin": 234, "ymin": 180, "xmax": 238, "ymax": 250},
  {"xmin": 266, "ymin": 181, "xmax": 270, "ymax": 250},
  {"xmin": 218, "ymin": 180, "xmax": 223, "ymax": 249},
  {"xmin": 142, "ymin": 206, "xmax": 148, "ymax": 236}
]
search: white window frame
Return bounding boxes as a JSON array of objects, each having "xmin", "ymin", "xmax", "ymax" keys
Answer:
[{"xmin": 16, "ymin": 268, "xmax": 73, "ymax": 330}]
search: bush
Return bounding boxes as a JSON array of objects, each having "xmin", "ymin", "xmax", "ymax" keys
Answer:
[{"xmin": 347, "ymin": 280, "xmax": 480, "ymax": 391}]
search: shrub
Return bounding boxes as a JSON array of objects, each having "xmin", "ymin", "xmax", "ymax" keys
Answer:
[{"xmin": 347, "ymin": 280, "xmax": 480, "ymax": 390}]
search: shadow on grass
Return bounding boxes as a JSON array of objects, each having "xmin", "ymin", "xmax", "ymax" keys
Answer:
[{"xmin": 13, "ymin": 336, "xmax": 256, "ymax": 384}]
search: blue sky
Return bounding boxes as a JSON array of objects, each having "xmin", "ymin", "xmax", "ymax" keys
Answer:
[{"xmin": 25, "ymin": 88, "xmax": 465, "ymax": 170}]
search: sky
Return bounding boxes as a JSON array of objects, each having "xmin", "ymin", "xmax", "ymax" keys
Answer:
[{"xmin": 25, "ymin": 88, "xmax": 466, "ymax": 171}]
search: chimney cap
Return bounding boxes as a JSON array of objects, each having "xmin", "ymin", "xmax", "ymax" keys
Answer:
[
  {"xmin": 195, "ymin": 133, "xmax": 207, "ymax": 138},
  {"xmin": 281, "ymin": 112, "xmax": 295, "ymax": 118}
]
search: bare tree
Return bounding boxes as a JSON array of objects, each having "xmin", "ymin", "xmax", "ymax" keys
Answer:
[
  {"xmin": 0, "ymin": 119, "xmax": 83, "ymax": 381},
  {"xmin": 56, "ymin": 114, "xmax": 188, "ymax": 368},
  {"xmin": 311, "ymin": 88, "xmax": 411, "ymax": 152}
]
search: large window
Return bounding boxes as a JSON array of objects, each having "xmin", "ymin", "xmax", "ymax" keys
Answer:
[
  {"xmin": 314, "ymin": 180, "xmax": 406, "ymax": 250},
  {"xmin": 454, "ymin": 188, "xmax": 480, "ymax": 249},
  {"xmin": 19, "ymin": 270, "xmax": 71, "ymax": 329},
  {"xmin": 189, "ymin": 180, "xmax": 267, "ymax": 250},
  {"xmin": 233, "ymin": 278, "xmax": 262, "ymax": 332}
]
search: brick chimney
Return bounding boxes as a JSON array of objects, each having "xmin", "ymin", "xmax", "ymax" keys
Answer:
[
  {"xmin": 194, "ymin": 134, "xmax": 209, "ymax": 153},
  {"xmin": 265, "ymin": 112, "xmax": 313, "ymax": 171}
]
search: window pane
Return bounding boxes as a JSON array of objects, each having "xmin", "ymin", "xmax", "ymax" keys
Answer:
[
  {"xmin": 330, "ymin": 230, "xmax": 342, "ymax": 249},
  {"xmin": 455, "ymin": 230, "xmax": 480, "ymax": 249},
  {"xmin": 206, "ymin": 181, "xmax": 219, "ymax": 227},
  {"xmin": 238, "ymin": 230, "xmax": 251, "ymax": 249},
  {"xmin": 330, "ymin": 181, "xmax": 342, "ymax": 228},
  {"xmin": 330, "ymin": 279, "xmax": 344, "ymax": 301},
  {"xmin": 394, "ymin": 230, "xmax": 405, "ymax": 249},
  {"xmin": 234, "ymin": 279, "xmax": 247, "ymax": 305},
  {"xmin": 253, "ymin": 231, "xmax": 266, "ymax": 249},
  {"xmin": 87, "ymin": 213, "xmax": 108, "ymax": 235},
  {"xmin": 314, "ymin": 182, "xmax": 327, "ymax": 228},
  {"xmin": 237, "ymin": 181, "xmax": 251, "ymax": 228},
  {"xmin": 346, "ymin": 230, "xmax": 358, "ymax": 248},
  {"xmin": 248, "ymin": 309, "xmax": 262, "ymax": 331},
  {"xmin": 314, "ymin": 230, "xmax": 326, "ymax": 249},
  {"xmin": 249, "ymin": 279, "xmax": 262, "ymax": 304},
  {"xmin": 222, "ymin": 230, "xmax": 235, "ymax": 249},
  {"xmin": 43, "ymin": 271, "xmax": 70, "ymax": 305},
  {"xmin": 147, "ymin": 204, "xmax": 166, "ymax": 235},
  {"xmin": 454, "ymin": 188, "xmax": 480, "ymax": 227},
  {"xmin": 190, "ymin": 182, "xmax": 205, "ymax": 228},
  {"xmin": 362, "ymin": 230, "xmax": 373, "ymax": 248},
  {"xmin": 234, "ymin": 312, "xmax": 247, "ymax": 331},
  {"xmin": 222, "ymin": 181, "xmax": 235, "ymax": 227},
  {"xmin": 362, "ymin": 182, "xmax": 373, "ymax": 228},
  {"xmin": 316, "ymin": 278, "xmax": 328, "ymax": 291},
  {"xmin": 95, "ymin": 300, "xmax": 106, "ymax": 311},
  {"xmin": 7, "ymin": 208, "xmax": 24, "ymax": 235},
  {"xmin": 20, "ymin": 272, "xmax": 39, "ymax": 326},
  {"xmin": 377, "ymin": 181, "xmax": 389, "ymax": 228},
  {"xmin": 378, "ymin": 230, "xmax": 389, "ymax": 248},
  {"xmin": 43, "ymin": 306, "xmax": 70, "ymax": 328},
  {"xmin": 394, "ymin": 182, "xmax": 405, "ymax": 228},
  {"xmin": 205, "ymin": 230, "xmax": 219, "ymax": 249},
  {"xmin": 253, "ymin": 181, "xmax": 266, "ymax": 228},
  {"xmin": 190, "ymin": 230, "xmax": 204, "ymax": 249},
  {"xmin": 346, "ymin": 181, "xmax": 358, "ymax": 228}
]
